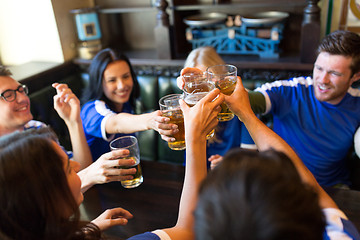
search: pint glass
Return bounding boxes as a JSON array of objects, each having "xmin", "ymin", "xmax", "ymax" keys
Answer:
[
  {"xmin": 182, "ymin": 72, "xmax": 215, "ymax": 139},
  {"xmin": 109, "ymin": 136, "xmax": 143, "ymax": 188},
  {"xmin": 159, "ymin": 94, "xmax": 186, "ymax": 150},
  {"xmin": 207, "ymin": 64, "xmax": 237, "ymax": 122}
]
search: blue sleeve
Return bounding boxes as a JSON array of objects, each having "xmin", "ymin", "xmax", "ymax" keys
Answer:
[
  {"xmin": 254, "ymin": 77, "xmax": 312, "ymax": 117},
  {"xmin": 323, "ymin": 208, "xmax": 360, "ymax": 240},
  {"xmin": 127, "ymin": 232, "xmax": 161, "ymax": 240},
  {"xmin": 81, "ymin": 100, "xmax": 115, "ymax": 139}
]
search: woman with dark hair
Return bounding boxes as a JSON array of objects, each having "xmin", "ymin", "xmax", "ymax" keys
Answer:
[
  {"xmin": 0, "ymin": 88, "xmax": 223, "ymax": 240},
  {"xmin": 81, "ymin": 48, "xmax": 176, "ymax": 160},
  {"xmin": 0, "ymin": 127, "xmax": 133, "ymax": 240},
  {"xmin": 195, "ymin": 149, "xmax": 325, "ymax": 240}
]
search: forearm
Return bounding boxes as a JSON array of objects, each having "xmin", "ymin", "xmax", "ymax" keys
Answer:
[
  {"xmin": 175, "ymin": 130, "xmax": 207, "ymax": 231},
  {"xmin": 106, "ymin": 113, "xmax": 152, "ymax": 134},
  {"xmin": 65, "ymin": 120, "xmax": 93, "ymax": 170}
]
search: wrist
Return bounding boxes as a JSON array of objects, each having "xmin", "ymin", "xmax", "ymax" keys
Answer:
[{"xmin": 78, "ymin": 168, "xmax": 94, "ymax": 193}]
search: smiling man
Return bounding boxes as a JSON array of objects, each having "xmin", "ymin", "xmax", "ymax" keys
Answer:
[
  {"xmin": 0, "ymin": 69, "xmax": 34, "ymax": 136},
  {"xmin": 248, "ymin": 30, "xmax": 360, "ymax": 187},
  {"xmin": 0, "ymin": 66, "xmax": 93, "ymax": 170}
]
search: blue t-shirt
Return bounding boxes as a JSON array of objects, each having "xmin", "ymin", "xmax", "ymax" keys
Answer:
[
  {"xmin": 255, "ymin": 77, "xmax": 360, "ymax": 186},
  {"xmin": 81, "ymin": 100, "xmax": 134, "ymax": 161},
  {"xmin": 206, "ymin": 117, "xmax": 242, "ymax": 159}
]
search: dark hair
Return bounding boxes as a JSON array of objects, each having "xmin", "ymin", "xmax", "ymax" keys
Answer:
[
  {"xmin": 0, "ymin": 128, "xmax": 102, "ymax": 240},
  {"xmin": 317, "ymin": 30, "xmax": 360, "ymax": 76},
  {"xmin": 0, "ymin": 65, "xmax": 12, "ymax": 76},
  {"xmin": 81, "ymin": 48, "xmax": 140, "ymax": 110},
  {"xmin": 195, "ymin": 148, "xmax": 325, "ymax": 240}
]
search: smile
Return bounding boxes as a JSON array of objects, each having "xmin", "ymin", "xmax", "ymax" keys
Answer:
[
  {"xmin": 115, "ymin": 90, "xmax": 129, "ymax": 97},
  {"xmin": 16, "ymin": 105, "xmax": 28, "ymax": 112},
  {"xmin": 318, "ymin": 85, "xmax": 329, "ymax": 91}
]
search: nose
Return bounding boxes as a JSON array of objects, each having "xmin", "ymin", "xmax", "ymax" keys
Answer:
[
  {"xmin": 116, "ymin": 79, "xmax": 125, "ymax": 89},
  {"xmin": 16, "ymin": 90, "xmax": 29, "ymax": 103},
  {"xmin": 318, "ymin": 71, "xmax": 330, "ymax": 84}
]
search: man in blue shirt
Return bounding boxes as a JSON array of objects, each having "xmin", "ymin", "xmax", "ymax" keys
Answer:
[
  {"xmin": 189, "ymin": 30, "xmax": 360, "ymax": 187},
  {"xmin": 250, "ymin": 30, "xmax": 360, "ymax": 187},
  {"xmin": 129, "ymin": 74, "xmax": 360, "ymax": 240}
]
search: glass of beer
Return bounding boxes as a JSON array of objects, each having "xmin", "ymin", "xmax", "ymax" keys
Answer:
[
  {"xmin": 159, "ymin": 94, "xmax": 186, "ymax": 150},
  {"xmin": 182, "ymin": 72, "xmax": 216, "ymax": 139},
  {"xmin": 207, "ymin": 64, "xmax": 237, "ymax": 122},
  {"xmin": 109, "ymin": 136, "xmax": 143, "ymax": 188}
]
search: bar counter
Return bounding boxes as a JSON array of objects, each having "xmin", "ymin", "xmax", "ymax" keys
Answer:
[{"xmin": 80, "ymin": 160, "xmax": 360, "ymax": 240}]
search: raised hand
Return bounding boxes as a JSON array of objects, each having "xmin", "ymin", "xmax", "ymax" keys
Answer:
[
  {"xmin": 52, "ymin": 83, "xmax": 81, "ymax": 124},
  {"xmin": 176, "ymin": 67, "xmax": 203, "ymax": 89},
  {"xmin": 180, "ymin": 88, "xmax": 223, "ymax": 139}
]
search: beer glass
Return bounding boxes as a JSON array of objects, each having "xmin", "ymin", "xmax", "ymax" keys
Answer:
[
  {"xmin": 109, "ymin": 136, "xmax": 143, "ymax": 188},
  {"xmin": 159, "ymin": 94, "xmax": 186, "ymax": 150},
  {"xmin": 207, "ymin": 64, "xmax": 237, "ymax": 121},
  {"xmin": 182, "ymin": 72, "xmax": 215, "ymax": 139}
]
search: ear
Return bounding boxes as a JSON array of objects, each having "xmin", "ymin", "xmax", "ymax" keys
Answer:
[{"xmin": 351, "ymin": 72, "xmax": 360, "ymax": 84}]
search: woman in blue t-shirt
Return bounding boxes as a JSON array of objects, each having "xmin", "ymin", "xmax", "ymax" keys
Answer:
[{"xmin": 81, "ymin": 48, "xmax": 176, "ymax": 161}]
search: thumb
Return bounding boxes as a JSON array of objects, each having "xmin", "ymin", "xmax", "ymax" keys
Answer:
[
  {"xmin": 179, "ymin": 99, "xmax": 189, "ymax": 113},
  {"xmin": 233, "ymin": 76, "xmax": 244, "ymax": 93}
]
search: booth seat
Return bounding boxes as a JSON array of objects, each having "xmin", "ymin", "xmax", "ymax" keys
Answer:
[
  {"xmin": 26, "ymin": 63, "xmax": 360, "ymax": 188},
  {"xmin": 29, "ymin": 72, "xmax": 185, "ymax": 164}
]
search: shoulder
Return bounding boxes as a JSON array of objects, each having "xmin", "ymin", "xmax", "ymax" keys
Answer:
[
  {"xmin": 348, "ymin": 87, "xmax": 360, "ymax": 98},
  {"xmin": 24, "ymin": 120, "xmax": 47, "ymax": 130},
  {"xmin": 127, "ymin": 230, "xmax": 171, "ymax": 240},
  {"xmin": 254, "ymin": 76, "xmax": 313, "ymax": 92},
  {"xmin": 82, "ymin": 100, "xmax": 115, "ymax": 117},
  {"xmin": 323, "ymin": 208, "xmax": 360, "ymax": 239}
]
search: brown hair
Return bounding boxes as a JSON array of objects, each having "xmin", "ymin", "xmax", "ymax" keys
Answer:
[
  {"xmin": 195, "ymin": 148, "xmax": 325, "ymax": 240},
  {"xmin": 317, "ymin": 30, "xmax": 360, "ymax": 76},
  {"xmin": 0, "ymin": 127, "xmax": 102, "ymax": 240}
]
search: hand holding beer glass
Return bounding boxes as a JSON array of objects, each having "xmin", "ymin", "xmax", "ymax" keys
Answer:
[
  {"xmin": 159, "ymin": 94, "xmax": 186, "ymax": 150},
  {"xmin": 207, "ymin": 64, "xmax": 237, "ymax": 121},
  {"xmin": 109, "ymin": 136, "xmax": 143, "ymax": 188},
  {"xmin": 182, "ymin": 72, "xmax": 216, "ymax": 139}
]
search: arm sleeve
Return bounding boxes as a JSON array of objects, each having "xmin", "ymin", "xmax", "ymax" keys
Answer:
[
  {"xmin": 323, "ymin": 208, "xmax": 360, "ymax": 239},
  {"xmin": 248, "ymin": 91, "xmax": 266, "ymax": 114},
  {"xmin": 354, "ymin": 127, "xmax": 360, "ymax": 158}
]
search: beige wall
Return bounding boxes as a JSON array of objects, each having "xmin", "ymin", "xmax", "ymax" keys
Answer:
[
  {"xmin": 0, "ymin": 0, "xmax": 63, "ymax": 65},
  {"xmin": 0, "ymin": 0, "xmax": 93, "ymax": 66},
  {"xmin": 51, "ymin": 0, "xmax": 94, "ymax": 61}
]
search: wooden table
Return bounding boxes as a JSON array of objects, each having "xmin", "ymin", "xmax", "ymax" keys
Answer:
[
  {"xmin": 80, "ymin": 160, "xmax": 360, "ymax": 239},
  {"xmin": 80, "ymin": 160, "xmax": 184, "ymax": 239}
]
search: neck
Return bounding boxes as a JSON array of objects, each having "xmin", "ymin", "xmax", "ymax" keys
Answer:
[{"xmin": 113, "ymin": 103, "xmax": 124, "ymax": 113}]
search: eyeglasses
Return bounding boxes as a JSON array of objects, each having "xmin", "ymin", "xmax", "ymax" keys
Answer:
[{"xmin": 0, "ymin": 85, "xmax": 29, "ymax": 102}]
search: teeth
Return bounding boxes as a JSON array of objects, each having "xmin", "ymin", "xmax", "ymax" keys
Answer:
[{"xmin": 319, "ymin": 85, "xmax": 327, "ymax": 90}]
